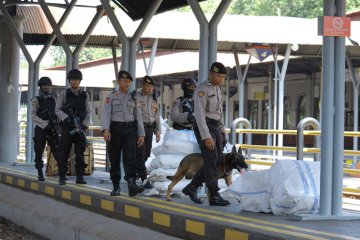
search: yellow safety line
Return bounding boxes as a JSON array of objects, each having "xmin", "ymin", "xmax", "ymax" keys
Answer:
[{"xmin": 0, "ymin": 167, "xmax": 358, "ymax": 239}]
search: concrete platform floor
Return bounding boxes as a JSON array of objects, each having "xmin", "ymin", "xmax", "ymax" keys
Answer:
[{"xmin": 1, "ymin": 162, "xmax": 360, "ymax": 240}]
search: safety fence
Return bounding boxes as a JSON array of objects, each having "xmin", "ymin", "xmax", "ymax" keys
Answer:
[{"xmin": 18, "ymin": 119, "xmax": 360, "ymax": 196}]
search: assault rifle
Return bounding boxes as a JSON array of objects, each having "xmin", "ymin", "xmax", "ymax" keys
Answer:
[
  {"xmin": 62, "ymin": 106, "xmax": 89, "ymax": 146},
  {"xmin": 182, "ymin": 98, "xmax": 194, "ymax": 114},
  {"xmin": 41, "ymin": 109, "xmax": 61, "ymax": 143}
]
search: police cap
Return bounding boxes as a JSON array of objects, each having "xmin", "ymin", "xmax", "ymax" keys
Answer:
[
  {"xmin": 210, "ymin": 62, "xmax": 227, "ymax": 74},
  {"xmin": 38, "ymin": 76, "xmax": 52, "ymax": 87},
  {"xmin": 143, "ymin": 75, "xmax": 155, "ymax": 85},
  {"xmin": 118, "ymin": 70, "xmax": 133, "ymax": 81},
  {"xmin": 181, "ymin": 78, "xmax": 197, "ymax": 90},
  {"xmin": 67, "ymin": 69, "xmax": 83, "ymax": 81}
]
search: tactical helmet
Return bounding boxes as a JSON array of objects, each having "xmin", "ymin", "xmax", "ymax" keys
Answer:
[
  {"xmin": 67, "ymin": 69, "xmax": 83, "ymax": 81},
  {"xmin": 181, "ymin": 78, "xmax": 197, "ymax": 91},
  {"xmin": 38, "ymin": 76, "xmax": 52, "ymax": 87}
]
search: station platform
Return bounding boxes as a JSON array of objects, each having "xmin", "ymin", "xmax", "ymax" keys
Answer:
[{"xmin": 1, "ymin": 162, "xmax": 360, "ymax": 240}]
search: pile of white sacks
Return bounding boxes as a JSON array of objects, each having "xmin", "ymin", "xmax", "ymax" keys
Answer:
[
  {"xmin": 145, "ymin": 121, "xmax": 241, "ymax": 198},
  {"xmin": 226, "ymin": 160, "xmax": 320, "ymax": 215}
]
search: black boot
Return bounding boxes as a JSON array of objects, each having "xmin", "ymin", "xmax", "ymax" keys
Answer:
[
  {"xmin": 37, "ymin": 169, "xmax": 45, "ymax": 181},
  {"xmin": 76, "ymin": 176, "xmax": 87, "ymax": 184},
  {"xmin": 110, "ymin": 183, "xmax": 121, "ymax": 196},
  {"xmin": 58, "ymin": 173, "xmax": 66, "ymax": 185},
  {"xmin": 182, "ymin": 184, "xmax": 203, "ymax": 204},
  {"xmin": 208, "ymin": 186, "xmax": 230, "ymax": 206},
  {"xmin": 141, "ymin": 177, "xmax": 153, "ymax": 189},
  {"xmin": 127, "ymin": 178, "xmax": 145, "ymax": 197}
]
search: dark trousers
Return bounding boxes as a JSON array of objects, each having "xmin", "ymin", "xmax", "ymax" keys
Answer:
[
  {"xmin": 58, "ymin": 123, "xmax": 86, "ymax": 176},
  {"xmin": 33, "ymin": 126, "xmax": 60, "ymax": 169},
  {"xmin": 109, "ymin": 122, "xmax": 140, "ymax": 184},
  {"xmin": 136, "ymin": 126, "xmax": 154, "ymax": 179},
  {"xmin": 191, "ymin": 122, "xmax": 223, "ymax": 187}
]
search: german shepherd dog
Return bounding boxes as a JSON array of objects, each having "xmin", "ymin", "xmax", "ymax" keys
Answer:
[{"xmin": 165, "ymin": 146, "xmax": 248, "ymax": 201}]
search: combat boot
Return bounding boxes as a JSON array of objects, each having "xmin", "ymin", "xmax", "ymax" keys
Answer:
[
  {"xmin": 182, "ymin": 184, "xmax": 203, "ymax": 204},
  {"xmin": 76, "ymin": 176, "xmax": 87, "ymax": 184},
  {"xmin": 58, "ymin": 173, "xmax": 67, "ymax": 185},
  {"xmin": 127, "ymin": 178, "xmax": 145, "ymax": 196},
  {"xmin": 141, "ymin": 177, "xmax": 153, "ymax": 189},
  {"xmin": 37, "ymin": 169, "xmax": 45, "ymax": 181},
  {"xmin": 208, "ymin": 186, "xmax": 230, "ymax": 206},
  {"xmin": 110, "ymin": 183, "xmax": 121, "ymax": 196}
]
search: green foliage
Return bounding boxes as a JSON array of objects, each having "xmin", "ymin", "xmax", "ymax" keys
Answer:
[
  {"xmin": 49, "ymin": 46, "xmax": 113, "ymax": 67},
  {"xmin": 178, "ymin": 0, "xmax": 360, "ymax": 18}
]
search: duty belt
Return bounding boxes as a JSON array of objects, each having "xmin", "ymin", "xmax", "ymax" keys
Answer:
[
  {"xmin": 111, "ymin": 121, "xmax": 136, "ymax": 128},
  {"xmin": 205, "ymin": 117, "xmax": 220, "ymax": 126},
  {"xmin": 144, "ymin": 122, "xmax": 156, "ymax": 128}
]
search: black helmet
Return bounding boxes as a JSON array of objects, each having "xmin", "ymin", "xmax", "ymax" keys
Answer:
[
  {"xmin": 181, "ymin": 78, "xmax": 197, "ymax": 91},
  {"xmin": 67, "ymin": 69, "xmax": 82, "ymax": 81},
  {"xmin": 38, "ymin": 77, "xmax": 52, "ymax": 87}
]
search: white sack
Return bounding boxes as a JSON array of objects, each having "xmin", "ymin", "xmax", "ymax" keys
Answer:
[
  {"xmin": 149, "ymin": 154, "xmax": 186, "ymax": 170},
  {"xmin": 148, "ymin": 168, "xmax": 178, "ymax": 182},
  {"xmin": 163, "ymin": 129, "xmax": 197, "ymax": 142},
  {"xmin": 227, "ymin": 170, "xmax": 271, "ymax": 213},
  {"xmin": 269, "ymin": 160, "xmax": 320, "ymax": 216},
  {"xmin": 152, "ymin": 139, "xmax": 200, "ymax": 156}
]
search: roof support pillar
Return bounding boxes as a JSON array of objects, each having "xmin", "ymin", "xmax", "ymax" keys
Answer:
[
  {"xmin": 129, "ymin": 0, "xmax": 162, "ymax": 89},
  {"xmin": 0, "ymin": 10, "xmax": 26, "ymax": 163},
  {"xmin": 100, "ymin": 0, "xmax": 129, "ymax": 73},
  {"xmin": 332, "ymin": 0, "xmax": 345, "ymax": 216},
  {"xmin": 147, "ymin": 38, "xmax": 158, "ymax": 76},
  {"xmin": 39, "ymin": 0, "xmax": 73, "ymax": 86},
  {"xmin": 73, "ymin": 6, "xmax": 105, "ymax": 69},
  {"xmin": 187, "ymin": 0, "xmax": 208, "ymax": 82},
  {"xmin": 319, "ymin": 0, "xmax": 336, "ymax": 217},
  {"xmin": 208, "ymin": 0, "xmax": 231, "ymax": 65},
  {"xmin": 346, "ymin": 53, "xmax": 359, "ymax": 168}
]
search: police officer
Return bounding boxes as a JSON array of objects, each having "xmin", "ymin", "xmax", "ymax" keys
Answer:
[
  {"xmin": 182, "ymin": 62, "xmax": 230, "ymax": 206},
  {"xmin": 101, "ymin": 70, "xmax": 145, "ymax": 197},
  {"xmin": 31, "ymin": 77, "xmax": 61, "ymax": 181},
  {"xmin": 55, "ymin": 69, "xmax": 91, "ymax": 185},
  {"xmin": 136, "ymin": 76, "xmax": 161, "ymax": 188},
  {"xmin": 170, "ymin": 78, "xmax": 197, "ymax": 130}
]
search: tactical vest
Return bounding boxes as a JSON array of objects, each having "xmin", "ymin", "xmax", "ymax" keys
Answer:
[
  {"xmin": 179, "ymin": 97, "xmax": 194, "ymax": 114},
  {"xmin": 65, "ymin": 89, "xmax": 87, "ymax": 120},
  {"xmin": 36, "ymin": 96, "xmax": 56, "ymax": 120}
]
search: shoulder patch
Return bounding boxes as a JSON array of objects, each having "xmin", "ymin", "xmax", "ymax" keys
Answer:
[{"xmin": 198, "ymin": 91, "xmax": 204, "ymax": 97}]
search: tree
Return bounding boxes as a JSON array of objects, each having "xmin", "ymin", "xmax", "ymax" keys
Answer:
[{"xmin": 49, "ymin": 46, "xmax": 113, "ymax": 67}]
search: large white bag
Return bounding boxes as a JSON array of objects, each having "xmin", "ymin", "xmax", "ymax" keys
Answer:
[
  {"xmin": 227, "ymin": 170, "xmax": 271, "ymax": 213},
  {"xmin": 148, "ymin": 168, "xmax": 178, "ymax": 182},
  {"xmin": 149, "ymin": 154, "xmax": 186, "ymax": 170},
  {"xmin": 269, "ymin": 160, "xmax": 320, "ymax": 216}
]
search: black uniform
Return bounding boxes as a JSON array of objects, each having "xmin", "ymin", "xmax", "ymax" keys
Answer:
[
  {"xmin": 31, "ymin": 93, "xmax": 60, "ymax": 178},
  {"xmin": 55, "ymin": 88, "xmax": 91, "ymax": 183}
]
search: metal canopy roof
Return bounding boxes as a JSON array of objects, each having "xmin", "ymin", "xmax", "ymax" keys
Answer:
[{"xmin": 111, "ymin": 0, "xmax": 206, "ymax": 21}]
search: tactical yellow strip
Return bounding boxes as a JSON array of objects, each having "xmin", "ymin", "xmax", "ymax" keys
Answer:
[
  {"xmin": 30, "ymin": 182, "xmax": 39, "ymax": 191},
  {"xmin": 125, "ymin": 205, "xmax": 140, "ymax": 219},
  {"xmin": 80, "ymin": 194, "xmax": 92, "ymax": 206},
  {"xmin": 153, "ymin": 212, "xmax": 170, "ymax": 227},
  {"xmin": 17, "ymin": 179, "xmax": 25, "ymax": 188},
  {"xmin": 225, "ymin": 229, "xmax": 249, "ymax": 240},
  {"xmin": 45, "ymin": 186, "xmax": 55, "ymax": 196},
  {"xmin": 101, "ymin": 199, "xmax": 114, "ymax": 212},
  {"xmin": 186, "ymin": 220, "xmax": 205, "ymax": 236},
  {"xmin": 5, "ymin": 176, "xmax": 13, "ymax": 184},
  {"xmin": 61, "ymin": 190, "xmax": 72, "ymax": 200}
]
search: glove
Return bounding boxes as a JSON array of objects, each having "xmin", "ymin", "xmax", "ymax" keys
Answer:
[
  {"xmin": 187, "ymin": 113, "xmax": 195, "ymax": 123},
  {"xmin": 63, "ymin": 117, "xmax": 73, "ymax": 125},
  {"xmin": 44, "ymin": 124, "xmax": 52, "ymax": 132}
]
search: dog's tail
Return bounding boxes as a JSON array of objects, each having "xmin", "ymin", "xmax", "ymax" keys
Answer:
[{"xmin": 166, "ymin": 176, "xmax": 175, "ymax": 180}]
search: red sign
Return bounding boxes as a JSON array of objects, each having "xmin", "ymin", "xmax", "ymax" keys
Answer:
[{"xmin": 323, "ymin": 16, "xmax": 351, "ymax": 37}]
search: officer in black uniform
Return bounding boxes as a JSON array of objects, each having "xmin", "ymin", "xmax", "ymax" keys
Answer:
[
  {"xmin": 136, "ymin": 76, "xmax": 161, "ymax": 188},
  {"xmin": 170, "ymin": 78, "xmax": 197, "ymax": 130},
  {"xmin": 55, "ymin": 69, "xmax": 91, "ymax": 185},
  {"xmin": 101, "ymin": 70, "xmax": 146, "ymax": 197},
  {"xmin": 31, "ymin": 77, "xmax": 61, "ymax": 181},
  {"xmin": 182, "ymin": 62, "xmax": 230, "ymax": 206}
]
